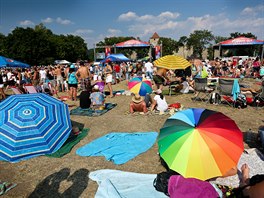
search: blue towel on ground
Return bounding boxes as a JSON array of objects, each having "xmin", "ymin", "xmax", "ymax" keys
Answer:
[
  {"xmin": 76, "ymin": 132, "xmax": 158, "ymax": 164},
  {"xmin": 89, "ymin": 169, "xmax": 167, "ymax": 198},
  {"xmin": 232, "ymin": 79, "xmax": 240, "ymax": 101}
]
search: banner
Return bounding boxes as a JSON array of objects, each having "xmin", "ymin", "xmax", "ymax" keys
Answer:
[
  {"xmin": 105, "ymin": 47, "xmax": 111, "ymax": 57},
  {"xmin": 155, "ymin": 46, "xmax": 161, "ymax": 59}
]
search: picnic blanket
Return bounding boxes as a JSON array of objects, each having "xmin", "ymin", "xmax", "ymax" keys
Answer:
[
  {"xmin": 76, "ymin": 132, "xmax": 158, "ymax": 164},
  {"xmin": 70, "ymin": 103, "xmax": 117, "ymax": 116},
  {"xmin": 0, "ymin": 181, "xmax": 17, "ymax": 196},
  {"xmin": 46, "ymin": 128, "xmax": 89, "ymax": 158},
  {"xmin": 89, "ymin": 169, "xmax": 167, "ymax": 198},
  {"xmin": 211, "ymin": 148, "xmax": 264, "ymax": 188}
]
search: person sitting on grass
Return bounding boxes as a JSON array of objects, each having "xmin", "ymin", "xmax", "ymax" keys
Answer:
[
  {"xmin": 130, "ymin": 94, "xmax": 148, "ymax": 114},
  {"xmin": 150, "ymin": 89, "xmax": 168, "ymax": 114},
  {"xmin": 90, "ymin": 84, "xmax": 105, "ymax": 109},
  {"xmin": 174, "ymin": 77, "xmax": 194, "ymax": 94}
]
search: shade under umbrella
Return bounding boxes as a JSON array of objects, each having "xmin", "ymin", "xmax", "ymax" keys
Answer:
[
  {"xmin": 153, "ymin": 55, "xmax": 191, "ymax": 70},
  {"xmin": 128, "ymin": 77, "xmax": 152, "ymax": 96},
  {"xmin": 158, "ymin": 108, "xmax": 244, "ymax": 180},
  {"xmin": 0, "ymin": 93, "xmax": 72, "ymax": 162}
]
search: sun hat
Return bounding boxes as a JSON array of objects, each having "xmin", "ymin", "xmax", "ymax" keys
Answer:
[
  {"xmin": 94, "ymin": 85, "xmax": 99, "ymax": 90},
  {"xmin": 70, "ymin": 64, "xmax": 75, "ymax": 69},
  {"xmin": 132, "ymin": 94, "xmax": 144, "ymax": 103}
]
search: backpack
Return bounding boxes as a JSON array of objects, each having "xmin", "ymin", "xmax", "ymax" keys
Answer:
[
  {"xmin": 209, "ymin": 93, "xmax": 221, "ymax": 104},
  {"xmin": 153, "ymin": 172, "xmax": 176, "ymax": 196},
  {"xmin": 235, "ymin": 93, "xmax": 247, "ymax": 108}
]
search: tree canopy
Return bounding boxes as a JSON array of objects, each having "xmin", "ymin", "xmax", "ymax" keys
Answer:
[{"xmin": 0, "ymin": 24, "xmax": 88, "ymax": 65}]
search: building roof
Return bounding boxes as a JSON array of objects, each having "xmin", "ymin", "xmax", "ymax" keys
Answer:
[{"xmin": 150, "ymin": 32, "xmax": 160, "ymax": 39}]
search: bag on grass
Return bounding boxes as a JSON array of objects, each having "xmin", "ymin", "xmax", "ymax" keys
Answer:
[
  {"xmin": 235, "ymin": 93, "xmax": 247, "ymax": 108},
  {"xmin": 153, "ymin": 171, "xmax": 175, "ymax": 196}
]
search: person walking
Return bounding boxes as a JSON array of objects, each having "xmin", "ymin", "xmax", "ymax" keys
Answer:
[{"xmin": 104, "ymin": 63, "xmax": 114, "ymax": 98}]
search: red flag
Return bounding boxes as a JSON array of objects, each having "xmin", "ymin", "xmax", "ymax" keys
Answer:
[
  {"xmin": 155, "ymin": 46, "xmax": 161, "ymax": 59},
  {"xmin": 105, "ymin": 47, "xmax": 111, "ymax": 57}
]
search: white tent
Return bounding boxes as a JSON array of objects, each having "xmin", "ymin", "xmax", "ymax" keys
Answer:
[{"xmin": 55, "ymin": 60, "xmax": 70, "ymax": 64}]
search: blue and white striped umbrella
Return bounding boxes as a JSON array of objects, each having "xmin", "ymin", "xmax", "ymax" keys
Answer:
[{"xmin": 0, "ymin": 93, "xmax": 72, "ymax": 162}]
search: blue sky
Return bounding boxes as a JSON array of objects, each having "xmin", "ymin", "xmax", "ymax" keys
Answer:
[{"xmin": 0, "ymin": 0, "xmax": 263, "ymax": 48}]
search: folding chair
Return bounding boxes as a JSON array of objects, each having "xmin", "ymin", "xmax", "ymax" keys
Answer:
[
  {"xmin": 218, "ymin": 79, "xmax": 238, "ymax": 107},
  {"xmin": 192, "ymin": 78, "xmax": 214, "ymax": 102},
  {"xmin": 23, "ymin": 84, "xmax": 38, "ymax": 94},
  {"xmin": 168, "ymin": 81, "xmax": 180, "ymax": 96},
  {"xmin": 10, "ymin": 86, "xmax": 23, "ymax": 95}
]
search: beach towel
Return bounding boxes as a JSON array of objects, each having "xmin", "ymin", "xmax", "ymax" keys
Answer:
[
  {"xmin": 70, "ymin": 103, "xmax": 117, "ymax": 116},
  {"xmin": 211, "ymin": 148, "xmax": 264, "ymax": 188},
  {"xmin": 46, "ymin": 128, "xmax": 89, "ymax": 158},
  {"xmin": 0, "ymin": 181, "xmax": 17, "ymax": 196},
  {"xmin": 89, "ymin": 169, "xmax": 167, "ymax": 198},
  {"xmin": 168, "ymin": 175, "xmax": 219, "ymax": 198},
  {"xmin": 76, "ymin": 132, "xmax": 158, "ymax": 164},
  {"xmin": 231, "ymin": 79, "xmax": 240, "ymax": 101}
]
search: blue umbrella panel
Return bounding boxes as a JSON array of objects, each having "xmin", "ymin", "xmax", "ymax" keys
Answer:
[{"xmin": 0, "ymin": 93, "xmax": 72, "ymax": 162}]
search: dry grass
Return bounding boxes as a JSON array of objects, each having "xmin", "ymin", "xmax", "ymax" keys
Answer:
[{"xmin": 1, "ymin": 80, "xmax": 263, "ymax": 198}]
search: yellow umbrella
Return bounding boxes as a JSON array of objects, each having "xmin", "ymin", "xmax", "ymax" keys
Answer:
[{"xmin": 153, "ymin": 55, "xmax": 191, "ymax": 70}]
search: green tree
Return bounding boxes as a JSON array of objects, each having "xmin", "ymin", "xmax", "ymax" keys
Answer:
[
  {"xmin": 229, "ymin": 32, "xmax": 257, "ymax": 39},
  {"xmin": 214, "ymin": 36, "xmax": 228, "ymax": 44},
  {"xmin": 187, "ymin": 30, "xmax": 214, "ymax": 58},
  {"xmin": 0, "ymin": 33, "xmax": 6, "ymax": 55},
  {"xmin": 158, "ymin": 37, "xmax": 178, "ymax": 56}
]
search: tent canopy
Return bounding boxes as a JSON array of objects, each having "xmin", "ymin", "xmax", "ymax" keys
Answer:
[
  {"xmin": 0, "ymin": 56, "xmax": 30, "ymax": 68},
  {"xmin": 115, "ymin": 39, "xmax": 150, "ymax": 48},
  {"xmin": 100, "ymin": 54, "xmax": 130, "ymax": 63},
  {"xmin": 216, "ymin": 36, "xmax": 264, "ymax": 46},
  {"xmin": 54, "ymin": 60, "xmax": 71, "ymax": 64}
]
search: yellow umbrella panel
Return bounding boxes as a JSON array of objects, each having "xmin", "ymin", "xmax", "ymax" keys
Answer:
[{"xmin": 153, "ymin": 55, "xmax": 191, "ymax": 70}]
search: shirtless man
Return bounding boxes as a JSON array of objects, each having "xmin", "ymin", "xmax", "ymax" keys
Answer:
[
  {"xmin": 55, "ymin": 65, "xmax": 64, "ymax": 92},
  {"xmin": 153, "ymin": 68, "xmax": 169, "ymax": 91},
  {"xmin": 76, "ymin": 61, "xmax": 90, "ymax": 91}
]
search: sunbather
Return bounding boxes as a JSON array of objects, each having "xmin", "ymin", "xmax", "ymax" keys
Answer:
[{"xmin": 130, "ymin": 94, "xmax": 148, "ymax": 114}]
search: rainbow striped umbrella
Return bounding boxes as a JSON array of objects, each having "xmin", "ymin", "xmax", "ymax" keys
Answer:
[
  {"xmin": 153, "ymin": 55, "xmax": 191, "ymax": 70},
  {"xmin": 158, "ymin": 108, "xmax": 244, "ymax": 181},
  {"xmin": 128, "ymin": 77, "xmax": 152, "ymax": 96}
]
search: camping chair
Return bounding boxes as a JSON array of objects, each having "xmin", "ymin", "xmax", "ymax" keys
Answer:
[
  {"xmin": 192, "ymin": 78, "xmax": 214, "ymax": 102},
  {"xmin": 218, "ymin": 79, "xmax": 239, "ymax": 107},
  {"xmin": 23, "ymin": 84, "xmax": 38, "ymax": 94},
  {"xmin": 10, "ymin": 86, "xmax": 23, "ymax": 95},
  {"xmin": 168, "ymin": 81, "xmax": 180, "ymax": 96}
]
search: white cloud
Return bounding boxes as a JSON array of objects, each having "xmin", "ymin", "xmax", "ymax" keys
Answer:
[
  {"xmin": 74, "ymin": 29, "xmax": 94, "ymax": 34},
  {"xmin": 241, "ymin": 5, "xmax": 264, "ymax": 16},
  {"xmin": 41, "ymin": 17, "xmax": 53, "ymax": 23},
  {"xmin": 116, "ymin": 7, "xmax": 264, "ymax": 42},
  {"xmin": 158, "ymin": 11, "xmax": 180, "ymax": 19},
  {"xmin": 107, "ymin": 28, "xmax": 121, "ymax": 35},
  {"xmin": 118, "ymin": 11, "xmax": 138, "ymax": 21},
  {"xmin": 19, "ymin": 20, "xmax": 34, "ymax": 26},
  {"xmin": 56, "ymin": 17, "xmax": 73, "ymax": 25}
]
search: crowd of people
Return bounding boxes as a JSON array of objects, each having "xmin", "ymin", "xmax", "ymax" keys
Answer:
[{"xmin": 0, "ymin": 56, "xmax": 263, "ymax": 111}]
